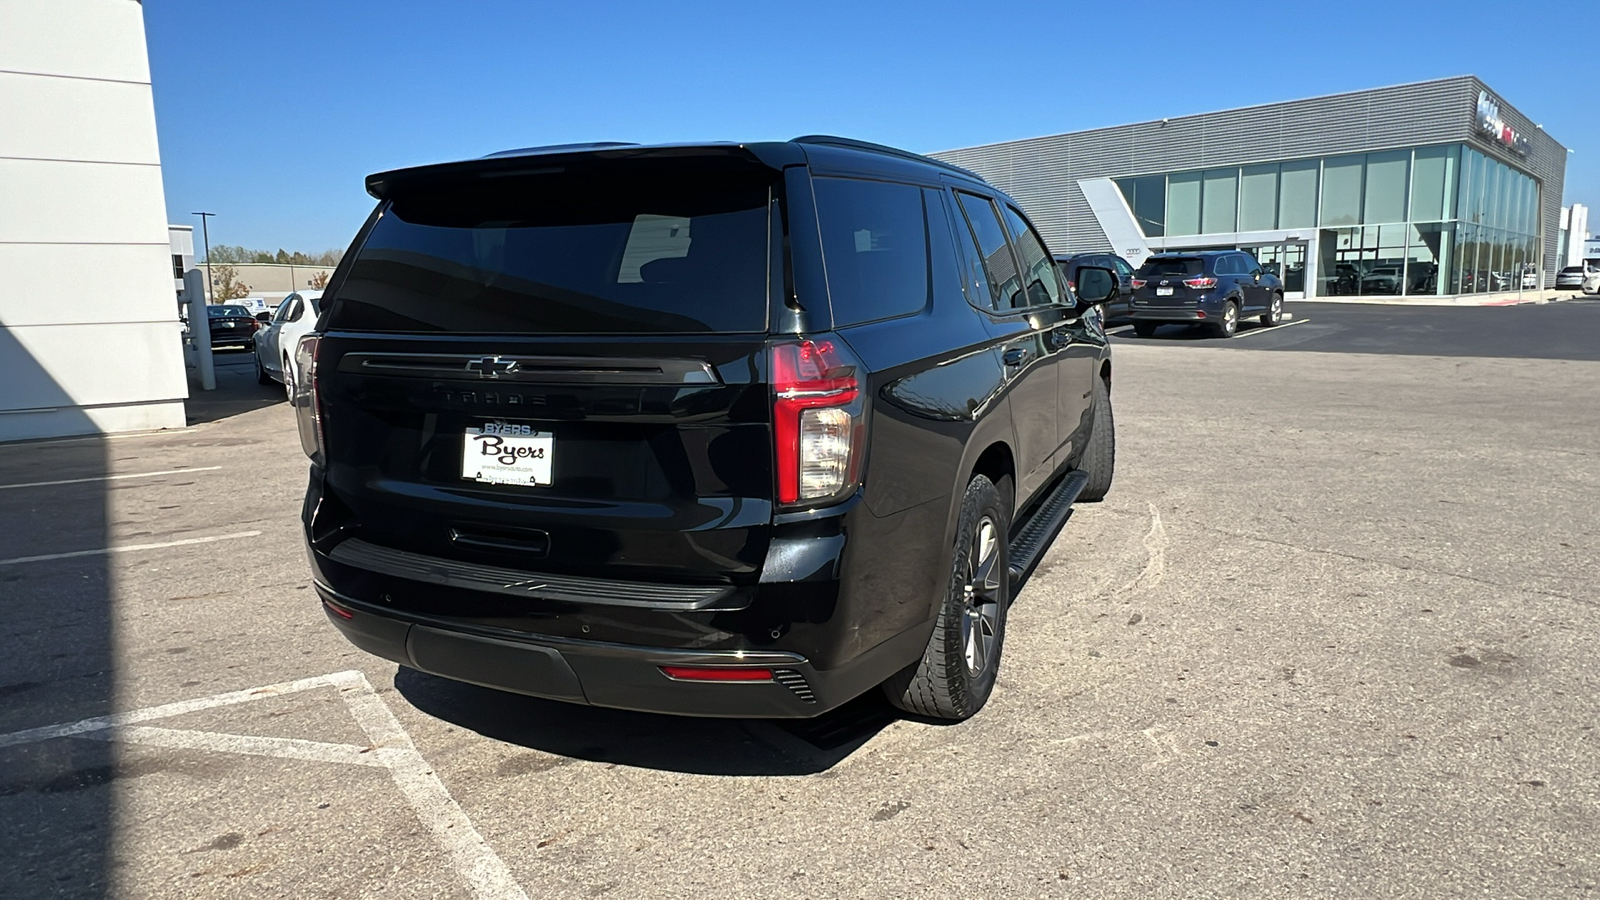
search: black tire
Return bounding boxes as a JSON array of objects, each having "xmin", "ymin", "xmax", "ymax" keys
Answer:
[
  {"xmin": 254, "ymin": 350, "xmax": 272, "ymax": 385},
  {"xmin": 1261, "ymin": 292, "xmax": 1284, "ymax": 326},
  {"xmin": 1132, "ymin": 321, "xmax": 1159, "ymax": 338},
  {"xmin": 1077, "ymin": 377, "xmax": 1114, "ymax": 502},
  {"xmin": 884, "ymin": 474, "xmax": 1010, "ymax": 721},
  {"xmin": 1210, "ymin": 299, "xmax": 1239, "ymax": 338}
]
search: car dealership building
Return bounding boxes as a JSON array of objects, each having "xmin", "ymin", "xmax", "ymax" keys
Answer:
[{"xmin": 932, "ymin": 76, "xmax": 1567, "ymax": 300}]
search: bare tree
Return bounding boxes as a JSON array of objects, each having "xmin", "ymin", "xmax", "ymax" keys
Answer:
[
  {"xmin": 210, "ymin": 264, "xmax": 252, "ymax": 302},
  {"xmin": 308, "ymin": 271, "xmax": 331, "ymax": 290}
]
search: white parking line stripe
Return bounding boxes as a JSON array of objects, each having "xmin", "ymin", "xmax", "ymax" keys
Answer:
[
  {"xmin": 331, "ymin": 670, "xmax": 532, "ymax": 900},
  {"xmin": 0, "ymin": 670, "xmax": 529, "ymax": 900},
  {"xmin": 0, "ymin": 530, "xmax": 262, "ymax": 567},
  {"xmin": 0, "ymin": 466, "xmax": 223, "ymax": 491},
  {"xmin": 1232, "ymin": 318, "xmax": 1309, "ymax": 339},
  {"xmin": 0, "ymin": 671, "xmax": 339, "ymax": 749},
  {"xmin": 89, "ymin": 725, "xmax": 392, "ymax": 768}
]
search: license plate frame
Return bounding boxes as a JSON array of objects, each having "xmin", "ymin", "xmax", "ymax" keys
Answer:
[{"xmin": 461, "ymin": 422, "xmax": 554, "ymax": 487}]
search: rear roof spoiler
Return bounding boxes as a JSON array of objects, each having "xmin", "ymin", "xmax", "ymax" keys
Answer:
[{"xmin": 364, "ymin": 142, "xmax": 801, "ymax": 200}]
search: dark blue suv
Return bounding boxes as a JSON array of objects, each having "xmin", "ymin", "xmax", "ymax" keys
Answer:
[{"xmin": 1129, "ymin": 250, "xmax": 1284, "ymax": 338}]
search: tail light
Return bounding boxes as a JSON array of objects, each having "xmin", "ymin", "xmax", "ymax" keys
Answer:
[
  {"xmin": 293, "ymin": 334, "xmax": 325, "ymax": 465},
  {"xmin": 1183, "ymin": 276, "xmax": 1218, "ymax": 290},
  {"xmin": 771, "ymin": 338, "xmax": 864, "ymax": 506},
  {"xmin": 1130, "ymin": 278, "xmax": 1146, "ymax": 289}
]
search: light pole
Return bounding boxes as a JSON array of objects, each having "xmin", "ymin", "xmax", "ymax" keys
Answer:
[{"xmin": 192, "ymin": 211, "xmax": 215, "ymax": 304}]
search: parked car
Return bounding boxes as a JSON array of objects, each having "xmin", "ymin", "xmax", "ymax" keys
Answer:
[
  {"xmin": 295, "ymin": 137, "xmax": 1120, "ymax": 722},
  {"xmin": 1555, "ymin": 266, "xmax": 1599, "ymax": 292},
  {"xmin": 1129, "ymin": 250, "xmax": 1284, "ymax": 338},
  {"xmin": 1359, "ymin": 266, "xmax": 1402, "ymax": 295},
  {"xmin": 206, "ymin": 304, "xmax": 259, "ymax": 349},
  {"xmin": 253, "ymin": 290, "xmax": 323, "ymax": 396},
  {"xmin": 1055, "ymin": 252, "xmax": 1135, "ymax": 320}
]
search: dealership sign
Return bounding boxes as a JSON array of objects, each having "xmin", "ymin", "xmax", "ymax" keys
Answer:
[{"xmin": 1477, "ymin": 90, "xmax": 1531, "ymax": 157}]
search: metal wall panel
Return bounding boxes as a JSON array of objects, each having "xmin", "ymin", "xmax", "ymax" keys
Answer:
[{"xmin": 932, "ymin": 76, "xmax": 1569, "ymax": 287}]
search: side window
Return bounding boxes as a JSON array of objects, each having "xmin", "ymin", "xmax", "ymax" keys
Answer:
[
  {"xmin": 1112, "ymin": 257, "xmax": 1134, "ymax": 279},
  {"xmin": 923, "ymin": 188, "xmax": 967, "ymax": 309},
  {"xmin": 954, "ymin": 192, "xmax": 1023, "ymax": 309},
  {"xmin": 812, "ymin": 177, "xmax": 930, "ymax": 327},
  {"xmin": 1214, "ymin": 255, "xmax": 1236, "ymax": 276},
  {"xmin": 999, "ymin": 205, "xmax": 1064, "ymax": 307},
  {"xmin": 272, "ymin": 296, "xmax": 296, "ymax": 324},
  {"xmin": 285, "ymin": 297, "xmax": 305, "ymax": 323},
  {"xmin": 1243, "ymin": 254, "xmax": 1263, "ymax": 275}
]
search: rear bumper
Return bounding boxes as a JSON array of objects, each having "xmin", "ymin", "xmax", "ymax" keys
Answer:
[
  {"xmin": 316, "ymin": 584, "xmax": 898, "ymax": 718},
  {"xmin": 1129, "ymin": 308, "xmax": 1206, "ymax": 321}
]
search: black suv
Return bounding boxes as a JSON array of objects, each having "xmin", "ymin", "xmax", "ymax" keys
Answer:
[
  {"xmin": 1055, "ymin": 252, "xmax": 1136, "ymax": 321},
  {"xmin": 1129, "ymin": 250, "xmax": 1284, "ymax": 338},
  {"xmin": 294, "ymin": 137, "xmax": 1118, "ymax": 722}
]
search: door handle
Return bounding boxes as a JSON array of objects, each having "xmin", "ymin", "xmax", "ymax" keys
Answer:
[{"xmin": 1003, "ymin": 347, "xmax": 1029, "ymax": 367}]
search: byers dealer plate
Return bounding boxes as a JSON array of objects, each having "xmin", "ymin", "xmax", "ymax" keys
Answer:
[{"xmin": 462, "ymin": 423, "xmax": 553, "ymax": 486}]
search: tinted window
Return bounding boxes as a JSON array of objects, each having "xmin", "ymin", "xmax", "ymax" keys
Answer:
[
  {"xmin": 1239, "ymin": 253, "xmax": 1262, "ymax": 275},
  {"xmin": 999, "ymin": 205, "xmax": 1063, "ymax": 307},
  {"xmin": 208, "ymin": 305, "xmax": 252, "ymax": 317},
  {"xmin": 1111, "ymin": 257, "xmax": 1134, "ymax": 279},
  {"xmin": 813, "ymin": 178, "xmax": 929, "ymax": 326},
  {"xmin": 955, "ymin": 192, "xmax": 1022, "ymax": 309},
  {"xmin": 325, "ymin": 169, "xmax": 773, "ymax": 334},
  {"xmin": 286, "ymin": 297, "xmax": 306, "ymax": 323},
  {"xmin": 923, "ymin": 189, "xmax": 967, "ymax": 311},
  {"xmin": 1137, "ymin": 257, "xmax": 1204, "ymax": 277},
  {"xmin": 1215, "ymin": 255, "xmax": 1239, "ymax": 276}
]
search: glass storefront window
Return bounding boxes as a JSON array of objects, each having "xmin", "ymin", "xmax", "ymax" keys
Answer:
[
  {"xmin": 1167, "ymin": 171, "xmax": 1201, "ymax": 236},
  {"xmin": 1363, "ymin": 150, "xmax": 1410, "ymax": 224},
  {"xmin": 1202, "ymin": 169, "xmax": 1238, "ymax": 234},
  {"xmin": 1279, "ymin": 159, "xmax": 1318, "ymax": 228},
  {"xmin": 1238, "ymin": 164, "xmax": 1278, "ymax": 231},
  {"xmin": 1405, "ymin": 223, "xmax": 1451, "ymax": 296},
  {"xmin": 1116, "ymin": 175, "xmax": 1167, "ymax": 237},
  {"xmin": 1320, "ymin": 155, "xmax": 1363, "ymax": 227}
]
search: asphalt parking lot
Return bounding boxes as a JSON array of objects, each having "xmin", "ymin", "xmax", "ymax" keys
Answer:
[{"xmin": 3, "ymin": 301, "xmax": 1599, "ymax": 898}]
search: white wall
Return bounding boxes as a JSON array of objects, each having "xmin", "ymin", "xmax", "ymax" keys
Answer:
[{"xmin": 0, "ymin": 0, "xmax": 187, "ymax": 441}]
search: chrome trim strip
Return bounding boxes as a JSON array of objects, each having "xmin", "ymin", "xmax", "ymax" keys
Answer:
[{"xmin": 337, "ymin": 352, "xmax": 719, "ymax": 385}]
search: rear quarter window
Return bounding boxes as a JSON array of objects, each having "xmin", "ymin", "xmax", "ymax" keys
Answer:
[{"xmin": 813, "ymin": 177, "xmax": 930, "ymax": 327}]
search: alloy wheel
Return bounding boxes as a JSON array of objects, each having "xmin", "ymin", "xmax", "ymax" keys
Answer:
[
  {"xmin": 283, "ymin": 358, "xmax": 295, "ymax": 402},
  {"xmin": 1223, "ymin": 302, "xmax": 1238, "ymax": 335},
  {"xmin": 1270, "ymin": 295, "xmax": 1282, "ymax": 323},
  {"xmin": 961, "ymin": 515, "xmax": 1003, "ymax": 676}
]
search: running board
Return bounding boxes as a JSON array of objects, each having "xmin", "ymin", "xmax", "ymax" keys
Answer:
[{"xmin": 1007, "ymin": 469, "xmax": 1089, "ymax": 590}]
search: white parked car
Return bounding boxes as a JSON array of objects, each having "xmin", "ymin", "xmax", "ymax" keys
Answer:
[{"xmin": 253, "ymin": 290, "xmax": 322, "ymax": 396}]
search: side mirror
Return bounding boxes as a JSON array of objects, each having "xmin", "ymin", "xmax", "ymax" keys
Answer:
[{"xmin": 1074, "ymin": 266, "xmax": 1117, "ymax": 305}]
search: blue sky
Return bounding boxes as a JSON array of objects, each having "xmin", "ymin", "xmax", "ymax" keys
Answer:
[{"xmin": 145, "ymin": 0, "xmax": 1593, "ymax": 254}]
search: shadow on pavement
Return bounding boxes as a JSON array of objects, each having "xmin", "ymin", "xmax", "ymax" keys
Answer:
[
  {"xmin": 184, "ymin": 350, "xmax": 284, "ymax": 426},
  {"xmin": 394, "ymin": 667, "xmax": 896, "ymax": 776},
  {"xmin": 0, "ymin": 330, "xmax": 114, "ymax": 898}
]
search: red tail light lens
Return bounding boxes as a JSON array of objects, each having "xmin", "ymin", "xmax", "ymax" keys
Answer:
[
  {"xmin": 660, "ymin": 666, "xmax": 774, "ymax": 682},
  {"xmin": 1183, "ymin": 276, "xmax": 1218, "ymax": 290},
  {"xmin": 1130, "ymin": 278, "xmax": 1146, "ymax": 289},
  {"xmin": 293, "ymin": 334, "xmax": 325, "ymax": 464},
  {"xmin": 771, "ymin": 339, "xmax": 862, "ymax": 506}
]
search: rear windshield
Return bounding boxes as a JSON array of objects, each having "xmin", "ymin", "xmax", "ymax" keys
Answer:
[
  {"xmin": 1560, "ymin": 267, "xmax": 1586, "ymax": 275},
  {"xmin": 209, "ymin": 305, "xmax": 251, "ymax": 317},
  {"xmin": 324, "ymin": 169, "xmax": 774, "ymax": 334},
  {"xmin": 1138, "ymin": 257, "xmax": 1203, "ymax": 277}
]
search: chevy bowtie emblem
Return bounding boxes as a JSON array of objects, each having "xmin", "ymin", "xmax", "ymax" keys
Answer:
[{"xmin": 466, "ymin": 356, "xmax": 517, "ymax": 379}]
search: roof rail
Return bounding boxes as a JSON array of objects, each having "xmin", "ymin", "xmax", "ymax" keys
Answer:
[
  {"xmin": 790, "ymin": 135, "xmax": 988, "ymax": 183},
  {"xmin": 481, "ymin": 142, "xmax": 639, "ymax": 159}
]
